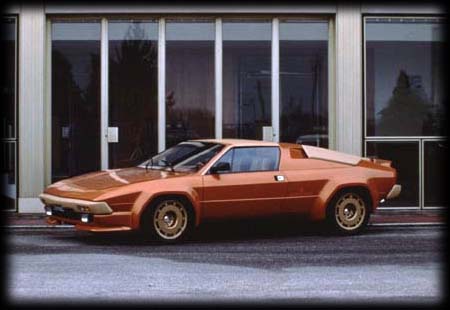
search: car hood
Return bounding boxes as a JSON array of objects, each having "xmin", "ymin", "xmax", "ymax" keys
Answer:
[{"xmin": 44, "ymin": 167, "xmax": 190, "ymax": 200}]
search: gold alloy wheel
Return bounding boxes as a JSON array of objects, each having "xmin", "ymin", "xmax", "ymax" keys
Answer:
[
  {"xmin": 334, "ymin": 193, "xmax": 366, "ymax": 231},
  {"xmin": 153, "ymin": 200, "xmax": 188, "ymax": 240}
]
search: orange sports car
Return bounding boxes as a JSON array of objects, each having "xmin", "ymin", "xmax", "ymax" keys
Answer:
[{"xmin": 40, "ymin": 139, "xmax": 401, "ymax": 243}]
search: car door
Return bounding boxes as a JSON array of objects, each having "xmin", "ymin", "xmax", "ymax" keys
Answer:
[{"xmin": 201, "ymin": 146, "xmax": 287, "ymax": 219}]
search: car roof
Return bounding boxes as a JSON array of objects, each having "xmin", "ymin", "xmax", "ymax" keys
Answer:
[{"xmin": 190, "ymin": 139, "xmax": 281, "ymax": 147}]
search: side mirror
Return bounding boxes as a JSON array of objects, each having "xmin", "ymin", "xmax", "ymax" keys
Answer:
[{"xmin": 210, "ymin": 162, "xmax": 231, "ymax": 174}]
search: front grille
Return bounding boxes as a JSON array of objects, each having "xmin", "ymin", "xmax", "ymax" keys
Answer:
[{"xmin": 49, "ymin": 205, "xmax": 89, "ymax": 221}]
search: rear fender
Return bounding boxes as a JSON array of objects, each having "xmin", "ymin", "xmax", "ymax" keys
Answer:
[{"xmin": 308, "ymin": 180, "xmax": 376, "ymax": 221}]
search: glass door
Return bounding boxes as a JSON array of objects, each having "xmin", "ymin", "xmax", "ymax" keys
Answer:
[
  {"xmin": 51, "ymin": 19, "xmax": 101, "ymax": 182},
  {"xmin": 222, "ymin": 19, "xmax": 272, "ymax": 140},
  {"xmin": 107, "ymin": 19, "xmax": 159, "ymax": 168},
  {"xmin": 165, "ymin": 19, "xmax": 215, "ymax": 148},
  {"xmin": 1, "ymin": 16, "xmax": 17, "ymax": 210}
]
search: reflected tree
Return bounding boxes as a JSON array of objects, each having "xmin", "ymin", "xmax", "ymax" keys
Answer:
[
  {"xmin": 109, "ymin": 23, "xmax": 158, "ymax": 167},
  {"xmin": 377, "ymin": 70, "xmax": 431, "ymax": 136},
  {"xmin": 166, "ymin": 107, "xmax": 215, "ymax": 147}
]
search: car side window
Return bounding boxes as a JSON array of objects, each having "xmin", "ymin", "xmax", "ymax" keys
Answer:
[
  {"xmin": 211, "ymin": 147, "xmax": 280, "ymax": 173},
  {"xmin": 212, "ymin": 149, "xmax": 234, "ymax": 171}
]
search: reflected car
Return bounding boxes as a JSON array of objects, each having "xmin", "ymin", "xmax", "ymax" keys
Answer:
[{"xmin": 40, "ymin": 139, "xmax": 401, "ymax": 243}]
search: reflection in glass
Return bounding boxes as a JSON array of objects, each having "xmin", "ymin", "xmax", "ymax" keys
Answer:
[
  {"xmin": 52, "ymin": 21, "xmax": 101, "ymax": 182},
  {"xmin": 223, "ymin": 20, "xmax": 271, "ymax": 140},
  {"xmin": 365, "ymin": 18, "xmax": 446, "ymax": 136},
  {"xmin": 166, "ymin": 20, "xmax": 215, "ymax": 148},
  {"xmin": 109, "ymin": 20, "xmax": 158, "ymax": 168},
  {"xmin": 212, "ymin": 147, "xmax": 280, "ymax": 173},
  {"xmin": 140, "ymin": 141, "xmax": 223, "ymax": 172},
  {"xmin": 1, "ymin": 17, "xmax": 17, "ymax": 210},
  {"xmin": 0, "ymin": 142, "xmax": 16, "ymax": 210},
  {"xmin": 280, "ymin": 20, "xmax": 328, "ymax": 147},
  {"xmin": 424, "ymin": 141, "xmax": 447, "ymax": 207},
  {"xmin": 366, "ymin": 141, "xmax": 419, "ymax": 207},
  {"xmin": 1, "ymin": 17, "xmax": 16, "ymax": 139}
]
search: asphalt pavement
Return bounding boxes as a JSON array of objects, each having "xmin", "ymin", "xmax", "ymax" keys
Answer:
[{"xmin": 4, "ymin": 220, "xmax": 446, "ymax": 307}]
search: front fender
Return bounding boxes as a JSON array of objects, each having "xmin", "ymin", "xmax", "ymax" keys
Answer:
[{"xmin": 130, "ymin": 187, "xmax": 202, "ymax": 230}]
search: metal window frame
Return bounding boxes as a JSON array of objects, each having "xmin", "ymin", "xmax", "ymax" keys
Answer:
[
  {"xmin": 2, "ymin": 15, "xmax": 18, "ymax": 211},
  {"xmin": 271, "ymin": 17, "xmax": 280, "ymax": 142},
  {"xmin": 46, "ymin": 17, "xmax": 103, "ymax": 182},
  {"xmin": 276, "ymin": 17, "xmax": 334, "ymax": 147},
  {"xmin": 421, "ymin": 137, "xmax": 447, "ymax": 209},
  {"xmin": 363, "ymin": 15, "xmax": 446, "ymax": 141},
  {"xmin": 44, "ymin": 19, "xmax": 51, "ymax": 186},
  {"xmin": 158, "ymin": 18, "xmax": 166, "ymax": 152},
  {"xmin": 100, "ymin": 17, "xmax": 109, "ymax": 169},
  {"xmin": 215, "ymin": 18, "xmax": 223, "ymax": 139},
  {"xmin": 1, "ymin": 140, "xmax": 18, "ymax": 211},
  {"xmin": 365, "ymin": 138, "xmax": 422, "ymax": 210},
  {"xmin": 362, "ymin": 15, "xmax": 446, "ymax": 210},
  {"xmin": 365, "ymin": 136, "xmax": 447, "ymax": 210},
  {"xmin": 103, "ymin": 18, "xmax": 161, "ymax": 161},
  {"xmin": 1, "ymin": 15, "xmax": 18, "ymax": 141}
]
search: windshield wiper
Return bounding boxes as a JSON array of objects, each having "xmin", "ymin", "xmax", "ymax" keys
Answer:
[{"xmin": 145, "ymin": 157, "xmax": 154, "ymax": 172}]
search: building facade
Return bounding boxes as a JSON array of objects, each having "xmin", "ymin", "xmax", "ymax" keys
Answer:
[{"xmin": 1, "ymin": 2, "xmax": 447, "ymax": 213}]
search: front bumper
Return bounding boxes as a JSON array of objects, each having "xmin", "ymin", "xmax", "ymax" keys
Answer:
[
  {"xmin": 39, "ymin": 193, "xmax": 113, "ymax": 214},
  {"xmin": 386, "ymin": 184, "xmax": 401, "ymax": 200},
  {"xmin": 40, "ymin": 193, "xmax": 132, "ymax": 231}
]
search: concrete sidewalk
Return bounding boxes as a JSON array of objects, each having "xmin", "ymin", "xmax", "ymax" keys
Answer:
[{"xmin": 2, "ymin": 209, "xmax": 446, "ymax": 228}]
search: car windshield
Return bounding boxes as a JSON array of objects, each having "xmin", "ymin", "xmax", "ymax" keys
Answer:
[{"xmin": 139, "ymin": 141, "xmax": 224, "ymax": 172}]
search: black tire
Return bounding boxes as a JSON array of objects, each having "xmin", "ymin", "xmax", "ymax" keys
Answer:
[
  {"xmin": 325, "ymin": 188, "xmax": 371, "ymax": 235},
  {"xmin": 140, "ymin": 196, "xmax": 195, "ymax": 244}
]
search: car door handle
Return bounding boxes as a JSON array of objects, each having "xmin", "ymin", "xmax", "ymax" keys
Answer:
[{"xmin": 274, "ymin": 175, "xmax": 285, "ymax": 182}]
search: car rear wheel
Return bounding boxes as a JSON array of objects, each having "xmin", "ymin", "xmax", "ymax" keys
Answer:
[
  {"xmin": 142, "ymin": 197, "xmax": 194, "ymax": 243},
  {"xmin": 326, "ymin": 189, "xmax": 370, "ymax": 235}
]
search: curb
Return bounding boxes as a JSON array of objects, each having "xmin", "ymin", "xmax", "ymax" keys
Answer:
[
  {"xmin": 2, "ymin": 225, "xmax": 75, "ymax": 229},
  {"xmin": 2, "ymin": 222, "xmax": 445, "ymax": 229},
  {"xmin": 369, "ymin": 222, "xmax": 445, "ymax": 227}
]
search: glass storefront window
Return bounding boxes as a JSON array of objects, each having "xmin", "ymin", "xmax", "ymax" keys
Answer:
[
  {"xmin": 222, "ymin": 20, "xmax": 271, "ymax": 140},
  {"xmin": 51, "ymin": 20, "xmax": 101, "ymax": 182},
  {"xmin": 424, "ymin": 141, "xmax": 447, "ymax": 207},
  {"xmin": 1, "ymin": 17, "xmax": 16, "ymax": 139},
  {"xmin": 0, "ymin": 141, "xmax": 16, "ymax": 210},
  {"xmin": 366, "ymin": 141, "xmax": 419, "ymax": 208},
  {"xmin": 365, "ymin": 18, "xmax": 446, "ymax": 137},
  {"xmin": 108, "ymin": 20, "xmax": 158, "ymax": 168},
  {"xmin": 166, "ymin": 20, "xmax": 215, "ymax": 148},
  {"xmin": 1, "ymin": 16, "xmax": 17, "ymax": 210},
  {"xmin": 279, "ymin": 20, "xmax": 328, "ymax": 147}
]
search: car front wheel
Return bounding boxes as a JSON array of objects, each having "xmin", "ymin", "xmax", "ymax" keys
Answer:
[
  {"xmin": 142, "ymin": 197, "xmax": 194, "ymax": 243},
  {"xmin": 326, "ymin": 189, "xmax": 370, "ymax": 235}
]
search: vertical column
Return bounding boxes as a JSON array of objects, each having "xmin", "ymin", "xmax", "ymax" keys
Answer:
[
  {"xmin": 100, "ymin": 18, "xmax": 109, "ymax": 170},
  {"xmin": 271, "ymin": 18, "xmax": 280, "ymax": 142},
  {"xmin": 215, "ymin": 18, "xmax": 223, "ymax": 139},
  {"xmin": 18, "ymin": 4, "xmax": 46, "ymax": 212},
  {"xmin": 44, "ymin": 19, "xmax": 52, "ymax": 186},
  {"xmin": 158, "ymin": 18, "xmax": 166, "ymax": 152},
  {"xmin": 335, "ymin": 4, "xmax": 363, "ymax": 155},
  {"xmin": 327, "ymin": 17, "xmax": 336, "ymax": 150}
]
